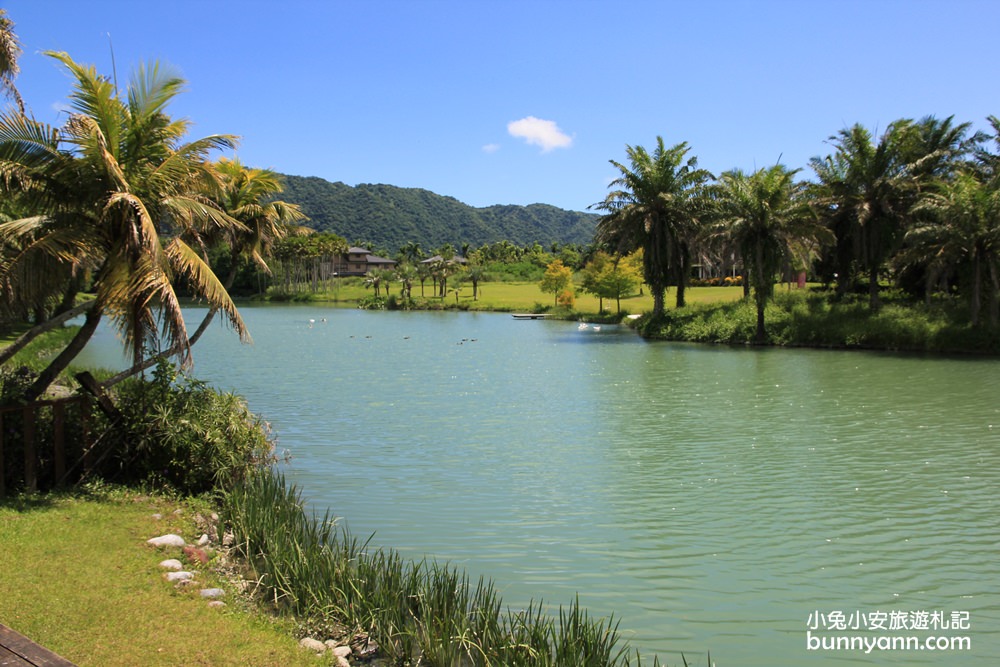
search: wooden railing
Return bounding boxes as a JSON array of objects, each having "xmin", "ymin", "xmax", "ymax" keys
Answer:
[{"xmin": 0, "ymin": 395, "xmax": 94, "ymax": 496}]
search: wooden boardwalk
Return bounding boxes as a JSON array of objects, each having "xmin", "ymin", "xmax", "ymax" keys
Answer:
[{"xmin": 0, "ymin": 624, "xmax": 76, "ymax": 667}]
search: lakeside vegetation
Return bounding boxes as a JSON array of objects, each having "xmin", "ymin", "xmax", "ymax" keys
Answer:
[{"xmin": 1, "ymin": 5, "xmax": 998, "ymax": 667}]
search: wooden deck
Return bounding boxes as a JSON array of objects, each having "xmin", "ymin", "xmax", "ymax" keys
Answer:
[
  {"xmin": 511, "ymin": 313, "xmax": 549, "ymax": 320},
  {"xmin": 0, "ymin": 624, "xmax": 76, "ymax": 667}
]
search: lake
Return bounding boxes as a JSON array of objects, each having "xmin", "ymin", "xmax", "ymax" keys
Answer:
[{"xmin": 76, "ymin": 305, "xmax": 1000, "ymax": 666}]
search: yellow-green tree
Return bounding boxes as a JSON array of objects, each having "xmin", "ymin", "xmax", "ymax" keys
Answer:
[{"xmin": 540, "ymin": 259, "xmax": 573, "ymax": 305}]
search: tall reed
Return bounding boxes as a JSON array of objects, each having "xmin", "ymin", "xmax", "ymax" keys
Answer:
[{"xmin": 221, "ymin": 469, "xmax": 665, "ymax": 666}]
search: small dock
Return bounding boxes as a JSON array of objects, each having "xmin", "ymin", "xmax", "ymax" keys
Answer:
[
  {"xmin": 511, "ymin": 313, "xmax": 549, "ymax": 320},
  {"xmin": 0, "ymin": 624, "xmax": 76, "ymax": 667}
]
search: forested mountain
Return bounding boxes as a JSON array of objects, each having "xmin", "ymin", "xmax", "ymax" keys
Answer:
[{"xmin": 278, "ymin": 175, "xmax": 599, "ymax": 252}]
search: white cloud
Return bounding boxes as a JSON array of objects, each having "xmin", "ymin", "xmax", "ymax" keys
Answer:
[
  {"xmin": 482, "ymin": 143, "xmax": 500, "ymax": 153},
  {"xmin": 507, "ymin": 116, "xmax": 573, "ymax": 152}
]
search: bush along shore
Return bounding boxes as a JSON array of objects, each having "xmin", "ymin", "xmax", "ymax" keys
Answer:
[{"xmin": 634, "ymin": 289, "xmax": 1000, "ymax": 355}]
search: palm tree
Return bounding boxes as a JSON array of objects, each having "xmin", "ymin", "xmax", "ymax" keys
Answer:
[
  {"xmin": 466, "ymin": 262, "xmax": 486, "ymax": 300},
  {"xmin": 395, "ymin": 262, "xmax": 417, "ymax": 299},
  {"xmin": 0, "ymin": 52, "xmax": 245, "ymax": 400},
  {"xmin": 592, "ymin": 137, "xmax": 712, "ymax": 316},
  {"xmin": 0, "ymin": 9, "xmax": 24, "ymax": 113},
  {"xmin": 908, "ymin": 172, "xmax": 1000, "ymax": 325},
  {"xmin": 709, "ymin": 165, "xmax": 827, "ymax": 342},
  {"xmin": 100, "ymin": 158, "xmax": 306, "ymax": 387},
  {"xmin": 809, "ymin": 122, "xmax": 915, "ymax": 310}
]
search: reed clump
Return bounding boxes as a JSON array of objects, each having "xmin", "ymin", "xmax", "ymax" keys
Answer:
[{"xmin": 222, "ymin": 469, "xmax": 661, "ymax": 666}]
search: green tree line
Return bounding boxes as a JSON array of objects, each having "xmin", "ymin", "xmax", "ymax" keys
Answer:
[{"xmin": 592, "ymin": 118, "xmax": 1000, "ymax": 340}]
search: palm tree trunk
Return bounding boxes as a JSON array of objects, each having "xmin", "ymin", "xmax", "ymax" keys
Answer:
[
  {"xmin": 989, "ymin": 259, "xmax": 999, "ymax": 327},
  {"xmin": 0, "ymin": 300, "xmax": 96, "ymax": 367},
  {"xmin": 652, "ymin": 286, "xmax": 665, "ymax": 316},
  {"xmin": 23, "ymin": 306, "xmax": 102, "ymax": 402},
  {"xmin": 868, "ymin": 263, "xmax": 881, "ymax": 311},
  {"xmin": 971, "ymin": 254, "xmax": 982, "ymax": 326}
]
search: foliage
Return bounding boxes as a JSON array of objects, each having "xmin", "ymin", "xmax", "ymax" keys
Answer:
[
  {"xmin": 592, "ymin": 136, "xmax": 712, "ymax": 314},
  {"xmin": 539, "ymin": 259, "xmax": 574, "ymax": 305},
  {"xmin": 0, "ymin": 9, "xmax": 23, "ymax": 113},
  {"xmin": 222, "ymin": 468, "xmax": 660, "ymax": 666},
  {"xmin": 580, "ymin": 251, "xmax": 642, "ymax": 313},
  {"xmin": 278, "ymin": 176, "xmax": 599, "ymax": 252},
  {"xmin": 0, "ymin": 51, "xmax": 246, "ymax": 400},
  {"xmin": 708, "ymin": 164, "xmax": 829, "ymax": 341},
  {"xmin": 103, "ymin": 362, "xmax": 275, "ymax": 494},
  {"xmin": 640, "ymin": 288, "xmax": 1000, "ymax": 353}
]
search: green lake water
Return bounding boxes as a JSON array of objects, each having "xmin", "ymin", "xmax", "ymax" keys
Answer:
[{"xmin": 76, "ymin": 306, "xmax": 1000, "ymax": 665}]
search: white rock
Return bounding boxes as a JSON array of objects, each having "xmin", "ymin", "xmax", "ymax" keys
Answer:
[
  {"xmin": 165, "ymin": 571, "xmax": 195, "ymax": 582},
  {"xmin": 151, "ymin": 513, "xmax": 163, "ymax": 520},
  {"xmin": 147, "ymin": 534, "xmax": 185, "ymax": 548},
  {"xmin": 335, "ymin": 657, "xmax": 350, "ymax": 667},
  {"xmin": 298, "ymin": 637, "xmax": 327, "ymax": 654},
  {"xmin": 159, "ymin": 559, "xmax": 183, "ymax": 571},
  {"xmin": 332, "ymin": 645, "xmax": 352, "ymax": 658},
  {"xmin": 207, "ymin": 600, "xmax": 226, "ymax": 608},
  {"xmin": 199, "ymin": 588, "xmax": 225, "ymax": 599},
  {"xmin": 197, "ymin": 533, "xmax": 210, "ymax": 547}
]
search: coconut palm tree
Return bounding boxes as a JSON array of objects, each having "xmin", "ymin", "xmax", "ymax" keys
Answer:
[
  {"xmin": 100, "ymin": 158, "xmax": 306, "ymax": 387},
  {"xmin": 709, "ymin": 165, "xmax": 828, "ymax": 342},
  {"xmin": 0, "ymin": 9, "xmax": 24, "ymax": 113},
  {"xmin": 592, "ymin": 137, "xmax": 712, "ymax": 316},
  {"xmin": 0, "ymin": 52, "xmax": 245, "ymax": 400}
]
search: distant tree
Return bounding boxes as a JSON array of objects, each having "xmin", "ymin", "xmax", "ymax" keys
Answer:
[
  {"xmin": 395, "ymin": 262, "xmax": 417, "ymax": 299},
  {"xmin": 709, "ymin": 164, "xmax": 826, "ymax": 342},
  {"xmin": 597, "ymin": 258, "xmax": 642, "ymax": 314},
  {"xmin": 592, "ymin": 137, "xmax": 712, "ymax": 315},
  {"xmin": 909, "ymin": 172, "xmax": 1000, "ymax": 326},
  {"xmin": 580, "ymin": 251, "xmax": 613, "ymax": 312},
  {"xmin": 540, "ymin": 259, "xmax": 573, "ymax": 305},
  {"xmin": 467, "ymin": 262, "xmax": 486, "ymax": 300}
]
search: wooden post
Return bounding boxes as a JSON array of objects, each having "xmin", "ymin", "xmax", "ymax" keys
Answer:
[
  {"xmin": 75, "ymin": 371, "xmax": 120, "ymax": 420},
  {"xmin": 23, "ymin": 405, "xmax": 36, "ymax": 493},
  {"xmin": 81, "ymin": 403, "xmax": 93, "ymax": 476},
  {"xmin": 53, "ymin": 401, "xmax": 66, "ymax": 486}
]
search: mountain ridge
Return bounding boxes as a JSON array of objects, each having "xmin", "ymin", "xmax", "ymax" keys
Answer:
[{"xmin": 278, "ymin": 174, "xmax": 599, "ymax": 252}]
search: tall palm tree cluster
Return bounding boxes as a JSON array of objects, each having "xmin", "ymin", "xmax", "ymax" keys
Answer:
[
  {"xmin": 0, "ymin": 27, "xmax": 304, "ymax": 400},
  {"xmin": 594, "ymin": 117, "xmax": 1000, "ymax": 341}
]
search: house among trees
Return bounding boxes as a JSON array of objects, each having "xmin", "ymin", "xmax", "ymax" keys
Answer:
[
  {"xmin": 335, "ymin": 247, "xmax": 397, "ymax": 276},
  {"xmin": 420, "ymin": 254, "xmax": 468, "ymax": 267}
]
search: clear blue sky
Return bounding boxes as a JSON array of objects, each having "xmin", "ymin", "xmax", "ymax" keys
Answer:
[{"xmin": 5, "ymin": 0, "xmax": 998, "ymax": 213}]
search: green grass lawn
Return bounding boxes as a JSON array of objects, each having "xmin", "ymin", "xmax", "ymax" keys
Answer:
[
  {"xmin": 0, "ymin": 487, "xmax": 324, "ymax": 667},
  {"xmin": 271, "ymin": 279, "xmax": 747, "ymax": 315}
]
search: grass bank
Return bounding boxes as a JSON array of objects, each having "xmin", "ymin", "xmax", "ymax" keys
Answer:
[
  {"xmin": 0, "ymin": 485, "xmax": 324, "ymax": 667},
  {"xmin": 263, "ymin": 279, "xmax": 745, "ymax": 318}
]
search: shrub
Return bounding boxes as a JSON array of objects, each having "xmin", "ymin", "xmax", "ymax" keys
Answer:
[{"xmin": 103, "ymin": 362, "xmax": 274, "ymax": 494}]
